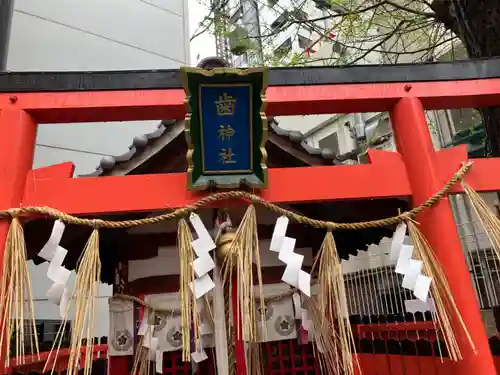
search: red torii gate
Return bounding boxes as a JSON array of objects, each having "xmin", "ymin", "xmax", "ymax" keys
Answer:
[{"xmin": 2, "ymin": 59, "xmax": 500, "ymax": 375}]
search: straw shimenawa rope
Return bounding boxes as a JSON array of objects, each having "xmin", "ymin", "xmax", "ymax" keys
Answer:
[
  {"xmin": 0, "ymin": 162, "xmax": 472, "ymax": 231},
  {"xmin": 0, "ymin": 161, "xmax": 473, "ymax": 367},
  {"xmin": 110, "ymin": 290, "xmax": 297, "ymax": 315}
]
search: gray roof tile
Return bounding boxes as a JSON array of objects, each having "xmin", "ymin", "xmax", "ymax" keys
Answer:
[{"xmin": 79, "ymin": 117, "xmax": 352, "ymax": 177}]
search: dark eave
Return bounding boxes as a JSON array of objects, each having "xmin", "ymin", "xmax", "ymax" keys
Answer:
[
  {"xmin": 267, "ymin": 120, "xmax": 342, "ymax": 163},
  {"xmin": 1, "ymin": 58, "xmax": 500, "ymax": 93}
]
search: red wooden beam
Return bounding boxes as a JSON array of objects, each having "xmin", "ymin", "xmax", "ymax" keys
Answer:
[
  {"xmin": 9, "ymin": 345, "xmax": 108, "ymax": 367},
  {"xmin": 437, "ymin": 145, "xmax": 500, "ymax": 194},
  {"xmin": 27, "ymin": 161, "xmax": 75, "ymax": 180},
  {"xmin": 19, "ymin": 147, "xmax": 500, "ymax": 216},
  {"xmin": 2, "ymin": 79, "xmax": 500, "ymax": 123},
  {"xmin": 22, "ymin": 150, "xmax": 409, "ymax": 215}
]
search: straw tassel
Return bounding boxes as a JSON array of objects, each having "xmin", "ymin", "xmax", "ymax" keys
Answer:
[
  {"xmin": 131, "ymin": 309, "xmax": 155, "ymax": 375},
  {"xmin": 178, "ymin": 219, "xmax": 198, "ymax": 361},
  {"xmin": 46, "ymin": 228, "xmax": 101, "ymax": 375},
  {"xmin": 221, "ymin": 205, "xmax": 266, "ymax": 343},
  {"xmin": 312, "ymin": 232, "xmax": 357, "ymax": 375},
  {"xmin": 131, "ymin": 335, "xmax": 152, "ymax": 375},
  {"xmin": 0, "ymin": 216, "xmax": 39, "ymax": 366},
  {"xmin": 247, "ymin": 342, "xmax": 265, "ymax": 375},
  {"xmin": 463, "ymin": 184, "xmax": 500, "ymax": 268},
  {"xmin": 407, "ymin": 220, "xmax": 475, "ymax": 361}
]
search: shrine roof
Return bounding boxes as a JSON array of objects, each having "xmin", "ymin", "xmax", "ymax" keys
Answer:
[{"xmin": 79, "ymin": 118, "xmax": 348, "ymax": 178}]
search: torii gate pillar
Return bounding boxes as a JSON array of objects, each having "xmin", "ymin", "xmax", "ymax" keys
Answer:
[
  {"xmin": 0, "ymin": 108, "xmax": 37, "ymax": 374},
  {"xmin": 390, "ymin": 97, "xmax": 496, "ymax": 374}
]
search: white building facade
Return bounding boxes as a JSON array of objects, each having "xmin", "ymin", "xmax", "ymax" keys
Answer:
[
  {"xmin": 3, "ymin": 0, "xmax": 190, "ymax": 337},
  {"xmin": 7, "ymin": 0, "xmax": 190, "ymax": 176},
  {"xmin": 225, "ymin": 0, "xmax": 348, "ymax": 67}
]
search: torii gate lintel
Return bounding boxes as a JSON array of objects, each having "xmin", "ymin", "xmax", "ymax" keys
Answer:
[
  {"xmin": 1, "ymin": 62, "xmax": 500, "ymax": 375},
  {"xmin": 16, "ymin": 144, "xmax": 500, "ymax": 214}
]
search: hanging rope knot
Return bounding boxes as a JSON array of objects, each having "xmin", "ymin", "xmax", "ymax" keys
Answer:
[
  {"xmin": 327, "ymin": 223, "xmax": 338, "ymax": 231},
  {"xmin": 247, "ymin": 193, "xmax": 261, "ymax": 205},
  {"xmin": 180, "ymin": 207, "xmax": 191, "ymax": 219},
  {"xmin": 91, "ymin": 219, "xmax": 101, "ymax": 229},
  {"xmin": 398, "ymin": 212, "xmax": 413, "ymax": 223},
  {"xmin": 399, "ymin": 211, "xmax": 411, "ymax": 219},
  {"xmin": 461, "ymin": 160, "xmax": 474, "ymax": 170},
  {"xmin": 7, "ymin": 208, "xmax": 21, "ymax": 218}
]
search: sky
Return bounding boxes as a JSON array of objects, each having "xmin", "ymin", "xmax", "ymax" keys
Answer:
[{"xmin": 188, "ymin": 0, "xmax": 217, "ymax": 65}]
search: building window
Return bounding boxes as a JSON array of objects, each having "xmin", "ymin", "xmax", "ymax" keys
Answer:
[
  {"xmin": 271, "ymin": 11, "xmax": 289, "ymax": 30},
  {"xmin": 449, "ymin": 108, "xmax": 482, "ymax": 134},
  {"xmin": 435, "ymin": 108, "xmax": 483, "ymax": 147},
  {"xmin": 434, "ymin": 43, "xmax": 483, "ymax": 146},
  {"xmin": 291, "ymin": 8, "xmax": 307, "ymax": 21},
  {"xmin": 298, "ymin": 35, "xmax": 313, "ymax": 50},
  {"xmin": 318, "ymin": 132, "xmax": 340, "ymax": 155},
  {"xmin": 332, "ymin": 41, "xmax": 345, "ymax": 54},
  {"xmin": 273, "ymin": 38, "xmax": 292, "ymax": 59},
  {"xmin": 367, "ymin": 116, "xmax": 391, "ymax": 142}
]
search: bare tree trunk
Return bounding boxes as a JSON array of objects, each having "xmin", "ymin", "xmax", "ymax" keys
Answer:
[{"xmin": 432, "ymin": 0, "xmax": 500, "ymax": 156}]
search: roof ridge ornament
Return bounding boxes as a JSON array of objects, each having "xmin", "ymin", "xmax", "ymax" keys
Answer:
[{"xmin": 197, "ymin": 56, "xmax": 230, "ymax": 69}]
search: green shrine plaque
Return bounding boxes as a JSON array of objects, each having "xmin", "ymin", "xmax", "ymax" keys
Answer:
[{"xmin": 181, "ymin": 67, "xmax": 269, "ymax": 191}]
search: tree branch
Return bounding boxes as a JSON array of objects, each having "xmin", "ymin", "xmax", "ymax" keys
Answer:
[
  {"xmin": 384, "ymin": 0, "xmax": 436, "ymax": 18},
  {"xmin": 300, "ymin": 36, "xmax": 456, "ymax": 65},
  {"xmin": 200, "ymin": 0, "xmax": 437, "ymax": 42},
  {"xmin": 348, "ymin": 20, "xmax": 406, "ymax": 65},
  {"xmin": 190, "ymin": 0, "xmax": 231, "ymax": 42}
]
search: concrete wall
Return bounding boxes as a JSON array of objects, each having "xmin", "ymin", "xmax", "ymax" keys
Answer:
[
  {"xmin": 8, "ymin": 0, "xmax": 190, "ymax": 176},
  {"xmin": 7, "ymin": 0, "xmax": 190, "ymax": 336}
]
